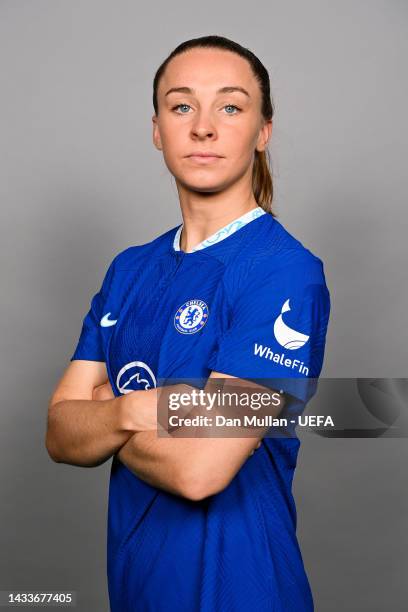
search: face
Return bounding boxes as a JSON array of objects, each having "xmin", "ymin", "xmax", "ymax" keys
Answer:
[{"xmin": 152, "ymin": 48, "xmax": 272, "ymax": 194}]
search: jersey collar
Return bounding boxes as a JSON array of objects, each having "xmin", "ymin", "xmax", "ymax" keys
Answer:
[{"xmin": 172, "ymin": 205, "xmax": 267, "ymax": 254}]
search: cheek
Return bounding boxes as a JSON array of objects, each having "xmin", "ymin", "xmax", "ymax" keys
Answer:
[
  {"xmin": 160, "ymin": 139, "xmax": 186, "ymax": 175},
  {"xmin": 160, "ymin": 124, "xmax": 187, "ymax": 157},
  {"xmin": 230, "ymin": 137, "xmax": 257, "ymax": 165},
  {"xmin": 223, "ymin": 124, "xmax": 258, "ymax": 155}
]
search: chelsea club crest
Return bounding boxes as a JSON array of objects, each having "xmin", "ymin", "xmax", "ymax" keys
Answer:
[{"xmin": 174, "ymin": 299, "xmax": 209, "ymax": 334}]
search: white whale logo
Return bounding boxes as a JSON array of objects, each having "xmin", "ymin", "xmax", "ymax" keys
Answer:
[
  {"xmin": 273, "ymin": 298, "xmax": 309, "ymax": 350},
  {"xmin": 116, "ymin": 361, "xmax": 157, "ymax": 394},
  {"xmin": 100, "ymin": 312, "xmax": 117, "ymax": 327}
]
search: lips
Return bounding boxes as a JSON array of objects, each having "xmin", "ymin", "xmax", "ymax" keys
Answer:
[
  {"xmin": 186, "ymin": 152, "xmax": 224, "ymax": 164},
  {"xmin": 186, "ymin": 152, "xmax": 223, "ymax": 158},
  {"xmin": 187, "ymin": 154, "xmax": 223, "ymax": 164}
]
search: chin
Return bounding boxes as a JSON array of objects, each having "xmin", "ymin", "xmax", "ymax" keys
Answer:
[
  {"xmin": 176, "ymin": 170, "xmax": 230, "ymax": 192},
  {"xmin": 179, "ymin": 179, "xmax": 228, "ymax": 194}
]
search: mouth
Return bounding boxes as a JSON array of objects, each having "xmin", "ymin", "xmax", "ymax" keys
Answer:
[{"xmin": 186, "ymin": 153, "xmax": 224, "ymax": 164}]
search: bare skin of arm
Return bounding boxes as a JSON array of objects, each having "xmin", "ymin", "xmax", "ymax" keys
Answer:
[
  {"xmin": 112, "ymin": 373, "xmax": 284, "ymax": 500},
  {"xmin": 45, "ymin": 360, "xmax": 157, "ymax": 467},
  {"xmin": 46, "ymin": 361, "xmax": 283, "ymax": 499}
]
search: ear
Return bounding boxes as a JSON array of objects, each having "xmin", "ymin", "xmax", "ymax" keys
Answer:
[
  {"xmin": 255, "ymin": 118, "xmax": 273, "ymax": 153},
  {"xmin": 152, "ymin": 115, "xmax": 163, "ymax": 151}
]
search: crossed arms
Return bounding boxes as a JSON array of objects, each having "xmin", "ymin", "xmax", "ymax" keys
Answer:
[{"xmin": 46, "ymin": 360, "xmax": 285, "ymax": 501}]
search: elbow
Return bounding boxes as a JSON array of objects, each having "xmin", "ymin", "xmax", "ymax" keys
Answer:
[
  {"xmin": 45, "ymin": 410, "xmax": 64, "ymax": 463},
  {"xmin": 45, "ymin": 444, "xmax": 61, "ymax": 464},
  {"xmin": 45, "ymin": 403, "xmax": 60, "ymax": 462},
  {"xmin": 178, "ymin": 468, "xmax": 230, "ymax": 501},
  {"xmin": 45, "ymin": 433, "xmax": 61, "ymax": 463}
]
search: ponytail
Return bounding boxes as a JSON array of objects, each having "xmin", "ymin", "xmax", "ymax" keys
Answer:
[{"xmin": 252, "ymin": 149, "xmax": 275, "ymax": 217}]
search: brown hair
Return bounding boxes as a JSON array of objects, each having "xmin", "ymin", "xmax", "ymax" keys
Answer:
[{"xmin": 152, "ymin": 35, "xmax": 276, "ymax": 217}]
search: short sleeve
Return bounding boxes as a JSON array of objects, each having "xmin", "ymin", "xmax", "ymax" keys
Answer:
[
  {"xmin": 207, "ymin": 259, "xmax": 331, "ymax": 404},
  {"xmin": 70, "ymin": 256, "xmax": 116, "ymax": 362}
]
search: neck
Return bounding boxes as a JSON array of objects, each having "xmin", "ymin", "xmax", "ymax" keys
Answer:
[{"xmin": 176, "ymin": 183, "xmax": 260, "ymax": 253}]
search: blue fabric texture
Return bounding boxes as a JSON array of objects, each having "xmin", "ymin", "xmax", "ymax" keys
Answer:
[{"xmin": 70, "ymin": 208, "xmax": 330, "ymax": 611}]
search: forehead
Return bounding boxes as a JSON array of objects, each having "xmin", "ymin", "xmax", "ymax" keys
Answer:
[{"xmin": 159, "ymin": 48, "xmax": 257, "ymax": 95}]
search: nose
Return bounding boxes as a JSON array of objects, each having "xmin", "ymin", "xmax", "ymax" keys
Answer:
[{"xmin": 190, "ymin": 111, "xmax": 217, "ymax": 140}]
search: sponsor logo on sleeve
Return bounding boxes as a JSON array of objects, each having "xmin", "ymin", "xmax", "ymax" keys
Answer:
[
  {"xmin": 254, "ymin": 298, "xmax": 310, "ymax": 375},
  {"xmin": 273, "ymin": 299, "xmax": 309, "ymax": 349}
]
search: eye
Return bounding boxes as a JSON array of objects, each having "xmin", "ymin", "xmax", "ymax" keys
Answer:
[
  {"xmin": 171, "ymin": 103, "xmax": 192, "ymax": 114},
  {"xmin": 223, "ymin": 104, "xmax": 241, "ymax": 114},
  {"xmin": 171, "ymin": 103, "xmax": 242, "ymax": 115}
]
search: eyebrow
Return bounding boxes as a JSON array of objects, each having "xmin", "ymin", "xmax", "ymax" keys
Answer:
[{"xmin": 164, "ymin": 86, "xmax": 250, "ymax": 98}]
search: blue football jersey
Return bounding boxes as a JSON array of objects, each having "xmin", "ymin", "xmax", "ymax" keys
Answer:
[{"xmin": 70, "ymin": 207, "xmax": 330, "ymax": 611}]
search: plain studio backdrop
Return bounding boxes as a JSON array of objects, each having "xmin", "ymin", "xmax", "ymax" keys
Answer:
[{"xmin": 0, "ymin": 1, "xmax": 407, "ymax": 610}]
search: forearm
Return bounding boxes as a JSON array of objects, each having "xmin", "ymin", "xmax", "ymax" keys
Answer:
[
  {"xmin": 117, "ymin": 428, "xmax": 193, "ymax": 497},
  {"xmin": 116, "ymin": 380, "xmax": 283, "ymax": 499},
  {"xmin": 46, "ymin": 395, "xmax": 133, "ymax": 467},
  {"xmin": 116, "ymin": 386, "xmax": 234, "ymax": 498},
  {"xmin": 116, "ymin": 428, "xmax": 251, "ymax": 500},
  {"xmin": 116, "ymin": 384, "xmax": 209, "ymax": 497}
]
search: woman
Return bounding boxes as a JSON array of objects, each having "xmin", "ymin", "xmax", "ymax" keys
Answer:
[{"xmin": 48, "ymin": 35, "xmax": 330, "ymax": 611}]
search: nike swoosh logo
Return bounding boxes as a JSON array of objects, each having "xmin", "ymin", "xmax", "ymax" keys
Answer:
[{"xmin": 100, "ymin": 312, "xmax": 117, "ymax": 327}]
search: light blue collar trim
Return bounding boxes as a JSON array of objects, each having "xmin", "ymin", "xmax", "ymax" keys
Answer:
[{"xmin": 173, "ymin": 206, "xmax": 266, "ymax": 253}]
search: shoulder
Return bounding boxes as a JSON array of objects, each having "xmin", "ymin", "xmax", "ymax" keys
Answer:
[
  {"xmin": 225, "ymin": 215, "xmax": 328, "ymax": 299},
  {"xmin": 256, "ymin": 215, "xmax": 325, "ymax": 268},
  {"xmin": 107, "ymin": 224, "xmax": 180, "ymax": 271}
]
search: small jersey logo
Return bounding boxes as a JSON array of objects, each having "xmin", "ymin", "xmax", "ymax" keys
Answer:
[
  {"xmin": 116, "ymin": 361, "xmax": 156, "ymax": 394},
  {"xmin": 273, "ymin": 298, "xmax": 310, "ymax": 349},
  {"xmin": 100, "ymin": 312, "xmax": 117, "ymax": 327},
  {"xmin": 174, "ymin": 299, "xmax": 209, "ymax": 334}
]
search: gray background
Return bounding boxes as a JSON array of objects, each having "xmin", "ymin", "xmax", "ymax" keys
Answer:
[{"xmin": 1, "ymin": 1, "xmax": 407, "ymax": 610}]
